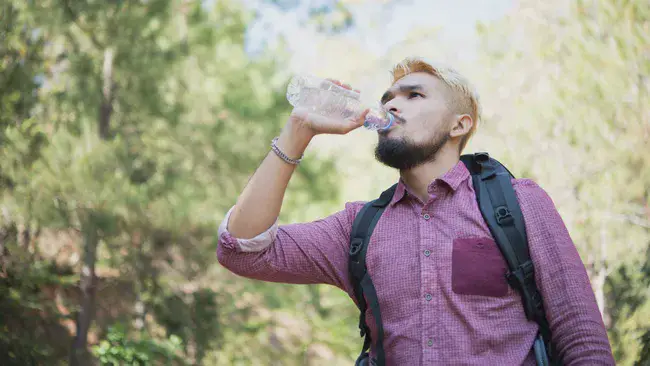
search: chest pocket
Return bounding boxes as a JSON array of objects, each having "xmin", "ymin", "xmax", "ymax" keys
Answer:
[{"xmin": 451, "ymin": 236, "xmax": 509, "ymax": 297}]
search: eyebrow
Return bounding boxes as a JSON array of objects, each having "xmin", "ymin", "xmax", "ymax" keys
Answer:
[{"xmin": 380, "ymin": 84, "xmax": 425, "ymax": 104}]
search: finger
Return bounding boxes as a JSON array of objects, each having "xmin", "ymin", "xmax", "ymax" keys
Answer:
[
  {"xmin": 311, "ymin": 112, "xmax": 360, "ymax": 135},
  {"xmin": 340, "ymin": 109, "xmax": 369, "ymax": 133},
  {"xmin": 328, "ymin": 79, "xmax": 343, "ymax": 86},
  {"xmin": 306, "ymin": 112, "xmax": 343, "ymax": 132},
  {"xmin": 333, "ymin": 79, "xmax": 350, "ymax": 89},
  {"xmin": 343, "ymin": 113, "xmax": 368, "ymax": 133},
  {"xmin": 356, "ymin": 108, "xmax": 370, "ymax": 123}
]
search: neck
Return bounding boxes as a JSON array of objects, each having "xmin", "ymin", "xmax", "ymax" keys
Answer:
[{"xmin": 399, "ymin": 143, "xmax": 460, "ymax": 203}]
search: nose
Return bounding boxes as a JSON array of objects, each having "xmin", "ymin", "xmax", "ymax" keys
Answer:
[{"xmin": 384, "ymin": 99, "xmax": 400, "ymax": 115}]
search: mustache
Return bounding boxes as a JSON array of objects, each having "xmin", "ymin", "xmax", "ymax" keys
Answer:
[
  {"xmin": 378, "ymin": 113, "xmax": 405, "ymax": 136},
  {"xmin": 391, "ymin": 113, "xmax": 406, "ymax": 124}
]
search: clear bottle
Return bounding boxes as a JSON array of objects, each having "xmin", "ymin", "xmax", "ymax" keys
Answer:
[{"xmin": 286, "ymin": 74, "xmax": 394, "ymax": 131}]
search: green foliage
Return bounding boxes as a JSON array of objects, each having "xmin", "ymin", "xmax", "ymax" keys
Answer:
[
  {"xmin": 1, "ymin": 0, "xmax": 349, "ymax": 364},
  {"xmin": 606, "ymin": 257, "xmax": 650, "ymax": 363},
  {"xmin": 0, "ymin": 232, "xmax": 75, "ymax": 365},
  {"xmin": 2, "ymin": 0, "xmax": 647, "ymax": 364},
  {"xmin": 152, "ymin": 289, "xmax": 221, "ymax": 363},
  {"xmin": 0, "ymin": 0, "xmax": 48, "ymax": 191},
  {"xmin": 92, "ymin": 325, "xmax": 185, "ymax": 366}
]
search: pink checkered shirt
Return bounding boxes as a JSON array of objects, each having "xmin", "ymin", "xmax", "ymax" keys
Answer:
[{"xmin": 217, "ymin": 161, "xmax": 614, "ymax": 365}]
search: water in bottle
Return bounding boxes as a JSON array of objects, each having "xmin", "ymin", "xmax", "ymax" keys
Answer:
[{"xmin": 286, "ymin": 74, "xmax": 394, "ymax": 131}]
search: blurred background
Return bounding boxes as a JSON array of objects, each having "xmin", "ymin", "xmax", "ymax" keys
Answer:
[{"xmin": 1, "ymin": 0, "xmax": 648, "ymax": 364}]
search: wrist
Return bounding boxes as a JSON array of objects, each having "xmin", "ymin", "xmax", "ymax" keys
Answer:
[{"xmin": 277, "ymin": 120, "xmax": 313, "ymax": 159}]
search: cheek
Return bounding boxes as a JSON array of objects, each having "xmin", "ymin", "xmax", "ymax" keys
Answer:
[
  {"xmin": 414, "ymin": 112, "xmax": 443, "ymax": 136},
  {"xmin": 405, "ymin": 123, "xmax": 436, "ymax": 145},
  {"xmin": 402, "ymin": 104, "xmax": 450, "ymax": 141}
]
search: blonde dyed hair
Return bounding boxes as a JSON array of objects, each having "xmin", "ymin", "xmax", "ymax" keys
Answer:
[{"xmin": 391, "ymin": 58, "xmax": 481, "ymax": 152}]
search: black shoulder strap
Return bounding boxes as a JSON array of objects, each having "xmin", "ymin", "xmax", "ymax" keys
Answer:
[
  {"xmin": 349, "ymin": 184, "xmax": 397, "ymax": 366},
  {"xmin": 460, "ymin": 152, "xmax": 559, "ymax": 366}
]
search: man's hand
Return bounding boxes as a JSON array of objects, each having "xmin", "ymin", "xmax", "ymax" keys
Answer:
[{"xmin": 288, "ymin": 79, "xmax": 369, "ymax": 137}]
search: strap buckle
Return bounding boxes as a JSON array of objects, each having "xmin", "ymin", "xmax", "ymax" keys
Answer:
[
  {"xmin": 505, "ymin": 260, "xmax": 534, "ymax": 289},
  {"xmin": 350, "ymin": 238, "xmax": 363, "ymax": 257},
  {"xmin": 506, "ymin": 260, "xmax": 544, "ymax": 321},
  {"xmin": 475, "ymin": 153, "xmax": 497, "ymax": 180},
  {"xmin": 495, "ymin": 206, "xmax": 514, "ymax": 226},
  {"xmin": 474, "ymin": 152, "xmax": 490, "ymax": 163}
]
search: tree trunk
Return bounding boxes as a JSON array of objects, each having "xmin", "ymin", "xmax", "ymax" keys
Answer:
[
  {"xmin": 595, "ymin": 191, "xmax": 613, "ymax": 329},
  {"xmin": 99, "ymin": 47, "xmax": 114, "ymax": 140},
  {"xmin": 69, "ymin": 46, "xmax": 115, "ymax": 365},
  {"xmin": 595, "ymin": 221, "xmax": 610, "ymax": 328},
  {"xmin": 69, "ymin": 219, "xmax": 99, "ymax": 366},
  {"xmin": 134, "ymin": 235, "xmax": 146, "ymax": 331},
  {"xmin": 20, "ymin": 224, "xmax": 30, "ymax": 249}
]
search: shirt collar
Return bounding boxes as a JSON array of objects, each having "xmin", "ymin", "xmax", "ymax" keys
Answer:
[
  {"xmin": 389, "ymin": 179, "xmax": 409, "ymax": 206},
  {"xmin": 437, "ymin": 160, "xmax": 471, "ymax": 192},
  {"xmin": 388, "ymin": 160, "xmax": 471, "ymax": 207}
]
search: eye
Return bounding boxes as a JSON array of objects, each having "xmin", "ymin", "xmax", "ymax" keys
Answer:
[{"xmin": 408, "ymin": 92, "xmax": 424, "ymax": 99}]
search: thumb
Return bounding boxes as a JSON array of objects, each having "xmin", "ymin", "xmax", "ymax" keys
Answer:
[
  {"xmin": 353, "ymin": 108, "xmax": 370, "ymax": 126},
  {"xmin": 339, "ymin": 108, "xmax": 369, "ymax": 133}
]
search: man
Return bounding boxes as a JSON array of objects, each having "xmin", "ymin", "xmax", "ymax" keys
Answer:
[{"xmin": 217, "ymin": 57, "xmax": 614, "ymax": 365}]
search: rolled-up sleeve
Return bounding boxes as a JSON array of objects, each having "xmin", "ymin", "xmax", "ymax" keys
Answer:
[
  {"xmin": 218, "ymin": 206, "xmax": 280, "ymax": 253},
  {"xmin": 217, "ymin": 202, "xmax": 364, "ymax": 292},
  {"xmin": 516, "ymin": 180, "xmax": 615, "ymax": 365}
]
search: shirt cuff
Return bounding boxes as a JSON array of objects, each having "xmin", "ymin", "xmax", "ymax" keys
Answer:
[{"xmin": 217, "ymin": 206, "xmax": 278, "ymax": 252}]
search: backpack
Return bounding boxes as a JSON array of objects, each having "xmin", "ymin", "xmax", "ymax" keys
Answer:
[{"xmin": 348, "ymin": 152, "xmax": 560, "ymax": 366}]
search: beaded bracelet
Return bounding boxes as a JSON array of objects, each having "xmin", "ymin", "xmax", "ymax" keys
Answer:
[{"xmin": 271, "ymin": 137, "xmax": 303, "ymax": 165}]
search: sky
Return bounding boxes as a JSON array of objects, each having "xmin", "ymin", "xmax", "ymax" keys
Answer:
[
  {"xmin": 243, "ymin": 0, "xmax": 514, "ymax": 64},
  {"xmin": 239, "ymin": 0, "xmax": 515, "ymax": 105}
]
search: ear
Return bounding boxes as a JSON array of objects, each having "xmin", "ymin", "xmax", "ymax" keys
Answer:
[{"xmin": 449, "ymin": 114, "xmax": 473, "ymax": 138}]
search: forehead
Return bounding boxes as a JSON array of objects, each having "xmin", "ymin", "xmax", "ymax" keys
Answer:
[{"xmin": 389, "ymin": 72, "xmax": 445, "ymax": 93}]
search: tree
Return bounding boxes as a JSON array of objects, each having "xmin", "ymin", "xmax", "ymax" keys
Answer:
[
  {"xmin": 474, "ymin": 0, "xmax": 650, "ymax": 363},
  {"xmin": 2, "ymin": 0, "xmax": 352, "ymax": 364}
]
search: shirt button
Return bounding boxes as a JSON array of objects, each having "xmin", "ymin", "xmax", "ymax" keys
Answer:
[
  {"xmin": 427, "ymin": 339, "xmax": 434, "ymax": 347},
  {"xmin": 423, "ymin": 213, "xmax": 431, "ymax": 220},
  {"xmin": 425, "ymin": 293, "xmax": 432, "ymax": 301},
  {"xmin": 424, "ymin": 250, "xmax": 431, "ymax": 257}
]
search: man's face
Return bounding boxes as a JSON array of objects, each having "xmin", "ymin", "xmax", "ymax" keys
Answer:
[{"xmin": 375, "ymin": 72, "xmax": 456, "ymax": 170}]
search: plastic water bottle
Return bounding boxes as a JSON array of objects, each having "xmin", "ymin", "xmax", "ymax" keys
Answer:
[{"xmin": 286, "ymin": 74, "xmax": 394, "ymax": 131}]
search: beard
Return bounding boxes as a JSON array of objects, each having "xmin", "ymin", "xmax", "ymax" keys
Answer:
[{"xmin": 374, "ymin": 131, "xmax": 450, "ymax": 170}]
